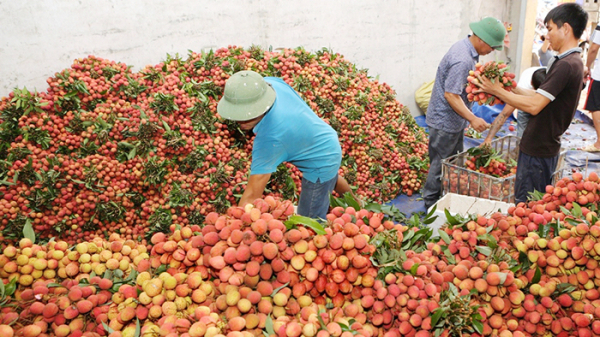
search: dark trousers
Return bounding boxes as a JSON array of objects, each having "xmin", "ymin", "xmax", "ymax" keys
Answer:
[
  {"xmin": 423, "ymin": 127, "xmax": 464, "ymax": 208},
  {"xmin": 515, "ymin": 150, "xmax": 559, "ymax": 204},
  {"xmin": 297, "ymin": 174, "xmax": 338, "ymax": 220}
]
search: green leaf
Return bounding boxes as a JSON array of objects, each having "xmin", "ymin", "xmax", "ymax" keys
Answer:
[
  {"xmin": 102, "ymin": 322, "xmax": 115, "ymax": 334},
  {"xmin": 494, "ymin": 272, "xmax": 508, "ymax": 285},
  {"xmin": 448, "ymin": 283, "xmax": 459, "ymax": 297},
  {"xmin": 556, "ymin": 282, "xmax": 577, "ymax": 295},
  {"xmin": 114, "ymin": 269, "xmax": 124, "ymax": 279},
  {"xmin": 264, "ymin": 315, "xmax": 275, "ymax": 337},
  {"xmin": 472, "ymin": 320, "xmax": 484, "ymax": 334},
  {"xmin": 442, "ymin": 246, "xmax": 456, "ymax": 264},
  {"xmin": 559, "ymin": 206, "xmax": 572, "ymax": 216},
  {"xmin": 342, "ymin": 192, "xmax": 361, "ymax": 210},
  {"xmin": 402, "ymin": 229, "xmax": 415, "ymax": 243},
  {"xmin": 475, "ymin": 246, "xmax": 492, "ymax": 256},
  {"xmin": 426, "ymin": 204, "xmax": 437, "ymax": 218},
  {"xmin": 271, "ymin": 282, "xmax": 289, "ymax": 297},
  {"xmin": 571, "ymin": 202, "xmax": 583, "ymax": 218},
  {"xmin": 477, "ymin": 234, "xmax": 497, "ymax": 247},
  {"xmin": 284, "ymin": 215, "xmax": 326, "ymax": 235},
  {"xmin": 431, "ymin": 307, "xmax": 445, "ymax": 327},
  {"xmin": 444, "ymin": 209, "xmax": 460, "ymax": 226},
  {"xmin": 565, "ymin": 218, "xmax": 583, "ymax": 226},
  {"xmin": 438, "ymin": 229, "xmax": 451, "ymax": 244},
  {"xmin": 162, "ymin": 120, "xmax": 172, "ymax": 132},
  {"xmin": 531, "ymin": 266, "xmax": 542, "ymax": 284},
  {"xmin": 135, "ymin": 318, "xmax": 141, "ymax": 337},
  {"xmin": 23, "ymin": 218, "xmax": 36, "ymax": 244},
  {"xmin": 5, "ymin": 277, "xmax": 17, "ymax": 296},
  {"xmin": 410, "ymin": 263, "xmax": 420, "ymax": 275},
  {"xmin": 154, "ymin": 264, "xmax": 167, "ymax": 275}
]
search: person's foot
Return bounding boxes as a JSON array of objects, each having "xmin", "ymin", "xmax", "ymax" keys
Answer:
[{"xmin": 582, "ymin": 143, "xmax": 600, "ymax": 152}]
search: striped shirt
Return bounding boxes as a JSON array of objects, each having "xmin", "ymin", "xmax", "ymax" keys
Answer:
[{"xmin": 426, "ymin": 37, "xmax": 479, "ymax": 133}]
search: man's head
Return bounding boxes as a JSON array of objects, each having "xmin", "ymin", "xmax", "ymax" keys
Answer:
[
  {"xmin": 544, "ymin": 3, "xmax": 588, "ymax": 51},
  {"xmin": 217, "ymin": 70, "xmax": 276, "ymax": 124},
  {"xmin": 531, "ymin": 68, "xmax": 547, "ymax": 90},
  {"xmin": 469, "ymin": 17, "xmax": 506, "ymax": 55}
]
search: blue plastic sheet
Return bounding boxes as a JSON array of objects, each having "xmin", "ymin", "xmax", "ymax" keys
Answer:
[
  {"xmin": 472, "ymin": 103, "xmax": 512, "ymax": 124},
  {"xmin": 390, "ymin": 110, "xmax": 599, "ymax": 218}
]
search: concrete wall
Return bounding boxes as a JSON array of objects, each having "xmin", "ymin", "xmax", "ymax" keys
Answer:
[{"xmin": 0, "ymin": 0, "xmax": 514, "ymax": 116}]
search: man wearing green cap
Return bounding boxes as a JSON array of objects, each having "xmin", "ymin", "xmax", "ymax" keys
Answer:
[
  {"xmin": 423, "ymin": 16, "xmax": 506, "ymax": 209},
  {"xmin": 474, "ymin": 3, "xmax": 588, "ymax": 204},
  {"xmin": 217, "ymin": 70, "xmax": 353, "ymax": 219}
]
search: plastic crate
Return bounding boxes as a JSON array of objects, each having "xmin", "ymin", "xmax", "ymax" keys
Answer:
[{"xmin": 441, "ymin": 135, "xmax": 566, "ymax": 203}]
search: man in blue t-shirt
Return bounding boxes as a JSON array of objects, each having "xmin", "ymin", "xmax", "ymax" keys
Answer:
[
  {"xmin": 217, "ymin": 70, "xmax": 353, "ymax": 219},
  {"xmin": 422, "ymin": 17, "xmax": 505, "ymax": 209}
]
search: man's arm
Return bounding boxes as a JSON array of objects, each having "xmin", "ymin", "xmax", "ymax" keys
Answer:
[
  {"xmin": 585, "ymin": 42, "xmax": 600, "ymax": 78},
  {"xmin": 444, "ymin": 92, "xmax": 489, "ymax": 132},
  {"xmin": 512, "ymin": 86, "xmax": 536, "ymax": 97},
  {"xmin": 334, "ymin": 175, "xmax": 364, "ymax": 206},
  {"xmin": 474, "ymin": 76, "xmax": 551, "ymax": 116},
  {"xmin": 238, "ymin": 173, "xmax": 271, "ymax": 208},
  {"xmin": 482, "ymin": 104, "xmax": 515, "ymax": 146},
  {"xmin": 334, "ymin": 175, "xmax": 352, "ymax": 195}
]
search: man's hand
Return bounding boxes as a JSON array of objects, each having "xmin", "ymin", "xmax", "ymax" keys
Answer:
[
  {"xmin": 480, "ymin": 138, "xmax": 492, "ymax": 147},
  {"xmin": 238, "ymin": 173, "xmax": 271, "ymax": 208},
  {"xmin": 469, "ymin": 117, "xmax": 490, "ymax": 133},
  {"xmin": 473, "ymin": 75, "xmax": 505, "ymax": 97},
  {"xmin": 584, "ymin": 66, "xmax": 590, "ymax": 79}
]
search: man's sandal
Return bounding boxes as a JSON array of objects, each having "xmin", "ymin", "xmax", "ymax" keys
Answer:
[{"xmin": 581, "ymin": 144, "xmax": 600, "ymax": 153}]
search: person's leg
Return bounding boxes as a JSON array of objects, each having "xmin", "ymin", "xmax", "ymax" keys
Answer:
[
  {"xmin": 591, "ymin": 110, "xmax": 600, "ymax": 149},
  {"xmin": 297, "ymin": 175, "xmax": 338, "ymax": 220},
  {"xmin": 584, "ymin": 79, "xmax": 600, "ymax": 151},
  {"xmin": 515, "ymin": 151, "xmax": 558, "ymax": 204},
  {"xmin": 422, "ymin": 128, "xmax": 464, "ymax": 208}
]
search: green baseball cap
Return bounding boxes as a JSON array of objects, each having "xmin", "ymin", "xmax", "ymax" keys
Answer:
[
  {"xmin": 217, "ymin": 70, "xmax": 276, "ymax": 121},
  {"xmin": 469, "ymin": 17, "xmax": 506, "ymax": 50}
]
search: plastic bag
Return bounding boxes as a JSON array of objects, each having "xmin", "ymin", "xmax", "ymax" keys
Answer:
[{"xmin": 415, "ymin": 80, "xmax": 434, "ymax": 114}]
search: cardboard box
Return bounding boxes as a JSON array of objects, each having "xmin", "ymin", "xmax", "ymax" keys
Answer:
[{"xmin": 427, "ymin": 193, "xmax": 513, "ymax": 236}]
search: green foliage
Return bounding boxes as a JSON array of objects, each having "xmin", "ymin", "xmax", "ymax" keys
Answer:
[
  {"xmin": 150, "ymin": 92, "xmax": 179, "ymax": 114},
  {"xmin": 284, "ymin": 216, "xmax": 326, "ymax": 235},
  {"xmin": 145, "ymin": 207, "xmax": 174, "ymax": 241},
  {"xmin": 143, "ymin": 156, "xmax": 171, "ymax": 187},
  {"xmin": 168, "ymin": 182, "xmax": 194, "ymax": 208},
  {"xmin": 431, "ymin": 284, "xmax": 484, "ymax": 336}
]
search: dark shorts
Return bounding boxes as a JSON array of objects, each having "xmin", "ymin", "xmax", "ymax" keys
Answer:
[
  {"xmin": 422, "ymin": 127, "xmax": 464, "ymax": 208},
  {"xmin": 585, "ymin": 79, "xmax": 600, "ymax": 112},
  {"xmin": 515, "ymin": 150, "xmax": 559, "ymax": 204}
]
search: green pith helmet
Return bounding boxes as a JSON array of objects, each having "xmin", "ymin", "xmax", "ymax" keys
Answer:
[
  {"xmin": 469, "ymin": 17, "xmax": 506, "ymax": 50},
  {"xmin": 217, "ymin": 70, "xmax": 276, "ymax": 121}
]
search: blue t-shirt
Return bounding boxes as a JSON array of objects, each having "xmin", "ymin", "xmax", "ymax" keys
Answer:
[
  {"xmin": 426, "ymin": 37, "xmax": 479, "ymax": 133},
  {"xmin": 250, "ymin": 77, "xmax": 342, "ymax": 183}
]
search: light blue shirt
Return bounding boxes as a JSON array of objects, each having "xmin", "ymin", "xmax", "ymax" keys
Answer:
[
  {"xmin": 250, "ymin": 77, "xmax": 342, "ymax": 183},
  {"xmin": 426, "ymin": 37, "xmax": 479, "ymax": 133}
]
